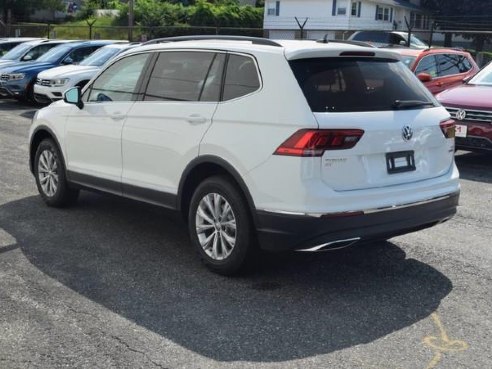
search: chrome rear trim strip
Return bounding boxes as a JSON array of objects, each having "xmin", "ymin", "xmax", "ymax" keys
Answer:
[{"xmin": 259, "ymin": 193, "xmax": 457, "ymax": 218}]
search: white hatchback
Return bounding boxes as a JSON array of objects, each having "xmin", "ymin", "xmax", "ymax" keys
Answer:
[{"xmin": 28, "ymin": 36, "xmax": 459, "ymax": 274}]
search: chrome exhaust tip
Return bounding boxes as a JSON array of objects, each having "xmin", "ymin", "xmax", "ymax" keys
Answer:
[{"xmin": 297, "ymin": 237, "xmax": 361, "ymax": 252}]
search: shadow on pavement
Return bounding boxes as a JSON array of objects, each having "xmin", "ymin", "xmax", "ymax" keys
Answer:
[
  {"xmin": 0, "ymin": 193, "xmax": 453, "ymax": 362},
  {"xmin": 455, "ymin": 151, "xmax": 492, "ymax": 184}
]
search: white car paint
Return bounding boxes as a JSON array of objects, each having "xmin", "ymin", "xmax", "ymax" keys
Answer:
[{"xmin": 29, "ymin": 39, "xmax": 460, "ymax": 257}]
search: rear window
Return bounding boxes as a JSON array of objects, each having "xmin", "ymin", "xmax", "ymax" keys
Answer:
[
  {"xmin": 352, "ymin": 32, "xmax": 390, "ymax": 44},
  {"xmin": 289, "ymin": 57, "xmax": 436, "ymax": 112}
]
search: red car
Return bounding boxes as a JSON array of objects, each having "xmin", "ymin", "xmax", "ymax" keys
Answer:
[
  {"xmin": 392, "ymin": 48, "xmax": 479, "ymax": 94},
  {"xmin": 436, "ymin": 62, "xmax": 492, "ymax": 153}
]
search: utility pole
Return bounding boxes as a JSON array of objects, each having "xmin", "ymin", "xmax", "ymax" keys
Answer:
[{"xmin": 128, "ymin": 0, "xmax": 134, "ymax": 41}]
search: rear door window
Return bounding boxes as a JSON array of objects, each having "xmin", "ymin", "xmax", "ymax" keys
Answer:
[
  {"xmin": 144, "ymin": 51, "xmax": 221, "ymax": 102},
  {"xmin": 436, "ymin": 54, "xmax": 462, "ymax": 77},
  {"xmin": 435, "ymin": 54, "xmax": 472, "ymax": 76},
  {"xmin": 289, "ymin": 57, "xmax": 435, "ymax": 113}
]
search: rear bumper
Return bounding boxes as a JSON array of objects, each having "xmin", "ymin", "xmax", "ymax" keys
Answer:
[{"xmin": 256, "ymin": 192, "xmax": 459, "ymax": 251}]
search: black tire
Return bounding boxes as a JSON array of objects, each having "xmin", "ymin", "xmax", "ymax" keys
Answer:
[
  {"xmin": 34, "ymin": 138, "xmax": 79, "ymax": 207},
  {"xmin": 188, "ymin": 176, "xmax": 255, "ymax": 275}
]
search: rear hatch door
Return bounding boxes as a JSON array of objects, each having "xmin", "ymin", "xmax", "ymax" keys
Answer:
[{"xmin": 289, "ymin": 55, "xmax": 454, "ymax": 191}]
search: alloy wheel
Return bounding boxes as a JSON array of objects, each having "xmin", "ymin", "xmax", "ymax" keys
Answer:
[{"xmin": 195, "ymin": 193, "xmax": 237, "ymax": 260}]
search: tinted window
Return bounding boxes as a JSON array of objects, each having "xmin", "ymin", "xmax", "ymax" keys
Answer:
[
  {"xmin": 144, "ymin": 51, "xmax": 219, "ymax": 102},
  {"xmin": 86, "ymin": 53, "xmax": 149, "ymax": 102},
  {"xmin": 415, "ymin": 55, "xmax": 438, "ymax": 77},
  {"xmin": 201, "ymin": 53, "xmax": 226, "ymax": 102},
  {"xmin": 352, "ymin": 31, "xmax": 389, "ymax": 43},
  {"xmin": 436, "ymin": 54, "xmax": 461, "ymax": 76},
  {"xmin": 290, "ymin": 58, "xmax": 435, "ymax": 113},
  {"xmin": 461, "ymin": 56, "xmax": 472, "ymax": 72},
  {"xmin": 223, "ymin": 54, "xmax": 260, "ymax": 100}
]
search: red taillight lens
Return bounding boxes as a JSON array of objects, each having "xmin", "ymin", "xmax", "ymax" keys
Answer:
[
  {"xmin": 440, "ymin": 119, "xmax": 455, "ymax": 139},
  {"xmin": 274, "ymin": 129, "xmax": 364, "ymax": 157}
]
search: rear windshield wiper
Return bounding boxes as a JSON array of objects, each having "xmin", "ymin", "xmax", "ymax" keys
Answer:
[{"xmin": 392, "ymin": 100, "xmax": 435, "ymax": 110}]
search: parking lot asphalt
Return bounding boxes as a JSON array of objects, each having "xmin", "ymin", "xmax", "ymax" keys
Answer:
[{"xmin": 0, "ymin": 99, "xmax": 491, "ymax": 369}]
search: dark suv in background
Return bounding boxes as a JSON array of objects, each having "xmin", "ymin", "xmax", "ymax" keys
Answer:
[{"xmin": 348, "ymin": 31, "xmax": 428, "ymax": 48}]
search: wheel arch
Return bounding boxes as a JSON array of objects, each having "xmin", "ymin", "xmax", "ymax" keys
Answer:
[
  {"xmin": 177, "ymin": 156, "xmax": 258, "ymax": 226},
  {"xmin": 29, "ymin": 126, "xmax": 65, "ymax": 175}
]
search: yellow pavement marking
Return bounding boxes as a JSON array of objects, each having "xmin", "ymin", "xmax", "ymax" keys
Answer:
[{"xmin": 423, "ymin": 312, "xmax": 469, "ymax": 369}]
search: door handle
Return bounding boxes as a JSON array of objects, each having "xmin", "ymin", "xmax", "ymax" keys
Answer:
[{"xmin": 186, "ymin": 114, "xmax": 207, "ymax": 124}]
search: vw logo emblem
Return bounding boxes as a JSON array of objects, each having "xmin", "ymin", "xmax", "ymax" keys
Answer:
[
  {"xmin": 402, "ymin": 125, "xmax": 413, "ymax": 141},
  {"xmin": 456, "ymin": 109, "xmax": 467, "ymax": 121}
]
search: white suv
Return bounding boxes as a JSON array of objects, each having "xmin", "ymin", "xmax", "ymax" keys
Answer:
[
  {"xmin": 28, "ymin": 36, "xmax": 459, "ymax": 275},
  {"xmin": 34, "ymin": 43, "xmax": 136, "ymax": 104}
]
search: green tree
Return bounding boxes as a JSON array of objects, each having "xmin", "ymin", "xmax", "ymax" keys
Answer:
[{"xmin": 423, "ymin": 0, "xmax": 492, "ymax": 51}]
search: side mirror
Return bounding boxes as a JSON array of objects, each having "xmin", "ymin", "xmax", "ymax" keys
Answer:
[
  {"xmin": 64, "ymin": 87, "xmax": 84, "ymax": 109},
  {"xmin": 417, "ymin": 72, "xmax": 433, "ymax": 82},
  {"xmin": 462, "ymin": 75, "xmax": 473, "ymax": 84},
  {"xmin": 22, "ymin": 54, "xmax": 32, "ymax": 61},
  {"xmin": 399, "ymin": 40, "xmax": 406, "ymax": 46}
]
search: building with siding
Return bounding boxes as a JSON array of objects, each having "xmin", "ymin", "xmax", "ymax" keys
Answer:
[{"xmin": 264, "ymin": 0, "xmax": 430, "ymax": 40}]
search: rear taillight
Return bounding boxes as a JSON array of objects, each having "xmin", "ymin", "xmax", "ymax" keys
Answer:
[
  {"xmin": 274, "ymin": 129, "xmax": 364, "ymax": 157},
  {"xmin": 440, "ymin": 119, "xmax": 455, "ymax": 139}
]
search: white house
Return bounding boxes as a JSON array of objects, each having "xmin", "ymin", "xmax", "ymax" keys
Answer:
[{"xmin": 264, "ymin": 0, "xmax": 431, "ymax": 40}]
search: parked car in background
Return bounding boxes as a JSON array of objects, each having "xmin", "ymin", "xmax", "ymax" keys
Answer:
[
  {"xmin": 391, "ymin": 47, "xmax": 479, "ymax": 95},
  {"xmin": 349, "ymin": 31, "xmax": 428, "ymax": 49},
  {"xmin": 34, "ymin": 43, "xmax": 139, "ymax": 104},
  {"xmin": 28, "ymin": 36, "xmax": 459, "ymax": 274},
  {"xmin": 0, "ymin": 40, "xmax": 119, "ymax": 101},
  {"xmin": 0, "ymin": 39, "xmax": 73, "ymax": 69},
  {"xmin": 437, "ymin": 62, "xmax": 492, "ymax": 153},
  {"xmin": 0, "ymin": 38, "xmax": 42, "ymax": 57}
]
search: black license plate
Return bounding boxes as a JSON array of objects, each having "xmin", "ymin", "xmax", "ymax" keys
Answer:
[{"xmin": 386, "ymin": 151, "xmax": 416, "ymax": 174}]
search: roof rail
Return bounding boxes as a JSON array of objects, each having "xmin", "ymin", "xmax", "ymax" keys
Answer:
[
  {"xmin": 316, "ymin": 35, "xmax": 375, "ymax": 48},
  {"xmin": 142, "ymin": 35, "xmax": 282, "ymax": 47}
]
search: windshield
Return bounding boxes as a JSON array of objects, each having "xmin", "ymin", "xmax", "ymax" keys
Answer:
[
  {"xmin": 1, "ymin": 43, "xmax": 32, "ymax": 60},
  {"xmin": 468, "ymin": 63, "xmax": 492, "ymax": 86},
  {"xmin": 289, "ymin": 57, "xmax": 436, "ymax": 112},
  {"xmin": 37, "ymin": 45, "xmax": 72, "ymax": 63},
  {"xmin": 401, "ymin": 56, "xmax": 417, "ymax": 69},
  {"xmin": 409, "ymin": 34, "xmax": 428, "ymax": 47},
  {"xmin": 80, "ymin": 47, "xmax": 121, "ymax": 66}
]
